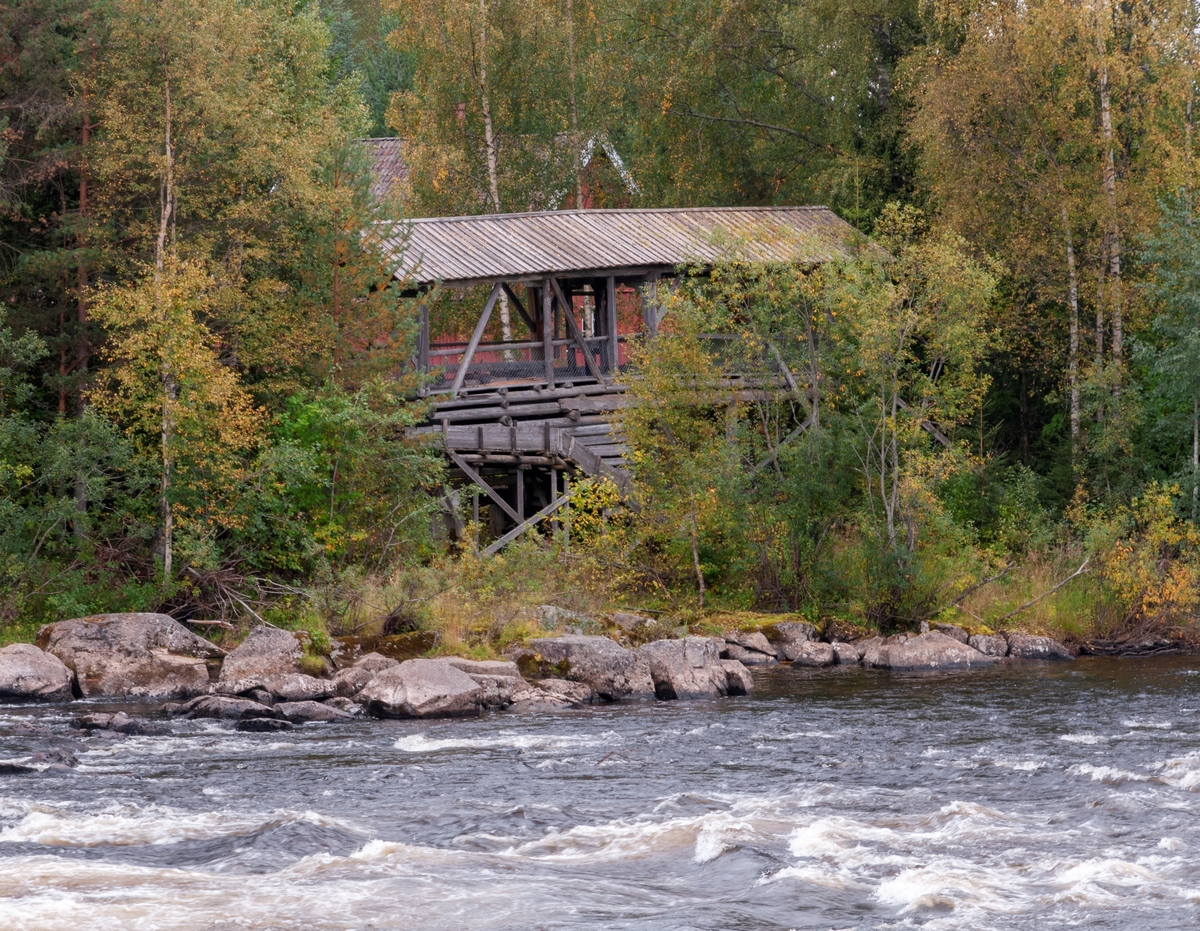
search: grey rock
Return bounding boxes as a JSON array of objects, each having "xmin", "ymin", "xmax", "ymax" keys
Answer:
[
  {"xmin": 175, "ymin": 695, "xmax": 279, "ymax": 721},
  {"xmin": 275, "ymin": 700, "xmax": 353, "ymax": 723},
  {"xmin": 611, "ymin": 611, "xmax": 654, "ymax": 632},
  {"xmin": 0, "ymin": 762, "xmax": 34, "ymax": 775},
  {"xmin": 862, "ymin": 631, "xmax": 997, "ymax": 671},
  {"xmin": 247, "ymin": 689, "xmax": 274, "ymax": 706},
  {"xmin": 323, "ymin": 696, "xmax": 362, "ymax": 714},
  {"xmin": 720, "ymin": 660, "xmax": 754, "ymax": 696},
  {"xmin": 638, "ymin": 637, "xmax": 728, "ymax": 699},
  {"xmin": 722, "ymin": 642, "xmax": 778, "ymax": 666},
  {"xmin": 269, "ymin": 673, "xmax": 335, "ymax": 703},
  {"xmin": 789, "ymin": 641, "xmax": 835, "ymax": 668},
  {"xmin": 534, "ymin": 605, "xmax": 593, "ymax": 631},
  {"xmin": 29, "ymin": 748, "xmax": 78, "ymax": 768},
  {"xmin": 933, "ymin": 623, "xmax": 970, "ymax": 644},
  {"xmin": 71, "ymin": 712, "xmax": 166, "ymax": 735},
  {"xmin": 527, "ymin": 635, "xmax": 655, "ymax": 701},
  {"xmin": 1006, "ymin": 632, "xmax": 1074, "ymax": 661},
  {"xmin": 330, "ymin": 654, "xmax": 397, "ymax": 698},
  {"xmin": 722, "ymin": 630, "xmax": 777, "ymax": 656},
  {"xmin": 0, "ymin": 643, "xmax": 75, "ymax": 702},
  {"xmin": 37, "ymin": 613, "xmax": 223, "ymax": 699},
  {"xmin": 508, "ymin": 676, "xmax": 594, "ymax": 711},
  {"xmin": 831, "ymin": 642, "xmax": 862, "ymax": 665},
  {"xmin": 215, "ymin": 626, "xmax": 305, "ymax": 696},
  {"xmin": 968, "ymin": 634, "xmax": 1009, "ymax": 657},
  {"xmin": 236, "ymin": 717, "xmax": 293, "ymax": 732},
  {"xmin": 359, "ymin": 659, "xmax": 485, "ymax": 718},
  {"xmin": 444, "ymin": 657, "xmax": 526, "ymax": 707},
  {"xmin": 768, "ymin": 622, "xmax": 816, "ymax": 660}
]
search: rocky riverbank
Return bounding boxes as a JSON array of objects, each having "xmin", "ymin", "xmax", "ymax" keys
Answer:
[{"xmin": 0, "ymin": 612, "xmax": 1093, "ymax": 725}]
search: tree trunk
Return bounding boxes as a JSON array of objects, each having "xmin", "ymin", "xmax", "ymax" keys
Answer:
[
  {"xmin": 474, "ymin": 0, "xmax": 512, "ymax": 343},
  {"xmin": 1094, "ymin": 6, "xmax": 1123, "ymax": 370},
  {"xmin": 1063, "ymin": 205, "xmax": 1081, "ymax": 459},
  {"xmin": 1193, "ymin": 394, "xmax": 1198, "ymax": 521},
  {"xmin": 689, "ymin": 500, "xmax": 706, "ymax": 608},
  {"xmin": 566, "ymin": 0, "xmax": 583, "ymax": 207},
  {"xmin": 74, "ymin": 105, "xmax": 91, "ymax": 543},
  {"xmin": 157, "ymin": 62, "xmax": 176, "ymax": 581}
]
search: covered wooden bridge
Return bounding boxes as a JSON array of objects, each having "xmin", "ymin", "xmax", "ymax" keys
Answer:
[{"xmin": 377, "ymin": 206, "xmax": 858, "ymax": 550}]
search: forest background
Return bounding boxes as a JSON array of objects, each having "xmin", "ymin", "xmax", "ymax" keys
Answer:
[{"xmin": 4, "ymin": 0, "xmax": 1200, "ymax": 653}]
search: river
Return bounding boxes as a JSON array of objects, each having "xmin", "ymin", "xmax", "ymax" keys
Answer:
[{"xmin": 1, "ymin": 656, "xmax": 1198, "ymax": 930}]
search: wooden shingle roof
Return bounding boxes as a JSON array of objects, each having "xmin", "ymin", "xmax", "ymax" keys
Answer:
[{"xmin": 375, "ymin": 206, "xmax": 860, "ymax": 287}]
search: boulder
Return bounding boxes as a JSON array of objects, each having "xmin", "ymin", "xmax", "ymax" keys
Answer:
[
  {"xmin": 789, "ymin": 641, "xmax": 835, "ymax": 668},
  {"xmin": 611, "ymin": 611, "xmax": 655, "ymax": 633},
  {"xmin": 637, "ymin": 637, "xmax": 728, "ymax": 700},
  {"xmin": 832, "ymin": 642, "xmax": 862, "ymax": 665},
  {"xmin": 444, "ymin": 657, "xmax": 525, "ymax": 708},
  {"xmin": 174, "ymin": 695, "xmax": 279, "ymax": 721},
  {"xmin": 236, "ymin": 717, "xmax": 293, "ymax": 732},
  {"xmin": 722, "ymin": 642, "xmax": 777, "ymax": 666},
  {"xmin": 526, "ymin": 635, "xmax": 655, "ymax": 701},
  {"xmin": 215, "ymin": 625, "xmax": 304, "ymax": 696},
  {"xmin": 1006, "ymin": 632, "xmax": 1074, "ymax": 660},
  {"xmin": 359, "ymin": 659, "xmax": 485, "ymax": 718},
  {"xmin": 933, "ymin": 623, "xmax": 970, "ymax": 644},
  {"xmin": 323, "ymin": 696, "xmax": 362, "ymax": 714},
  {"xmin": 722, "ymin": 630, "xmax": 777, "ymax": 656},
  {"xmin": 269, "ymin": 674, "xmax": 335, "ymax": 703},
  {"xmin": 275, "ymin": 700, "xmax": 353, "ymax": 723},
  {"xmin": 861, "ymin": 631, "xmax": 998, "ymax": 671},
  {"xmin": 721, "ymin": 660, "xmax": 754, "ymax": 696},
  {"xmin": 37, "ymin": 613, "xmax": 224, "ymax": 699},
  {"xmin": 0, "ymin": 643, "xmax": 75, "ymax": 702},
  {"xmin": 767, "ymin": 621, "xmax": 816, "ymax": 660},
  {"xmin": 330, "ymin": 652, "xmax": 399, "ymax": 698},
  {"xmin": 509, "ymin": 677, "xmax": 594, "ymax": 711},
  {"xmin": 969, "ymin": 634, "xmax": 1009, "ymax": 657},
  {"xmin": 71, "ymin": 712, "xmax": 166, "ymax": 736}
]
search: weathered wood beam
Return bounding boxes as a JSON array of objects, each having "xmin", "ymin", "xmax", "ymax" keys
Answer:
[
  {"xmin": 483, "ymin": 487, "xmax": 578, "ymax": 556},
  {"xmin": 450, "ymin": 283, "xmax": 503, "ymax": 399},
  {"xmin": 606, "ymin": 276, "xmax": 618, "ymax": 373},
  {"xmin": 550, "ymin": 277, "xmax": 607, "ymax": 384},
  {"xmin": 501, "ymin": 282, "xmax": 538, "ymax": 335},
  {"xmin": 448, "ymin": 450, "xmax": 521, "ymax": 523},
  {"xmin": 541, "ymin": 282, "xmax": 555, "ymax": 388}
]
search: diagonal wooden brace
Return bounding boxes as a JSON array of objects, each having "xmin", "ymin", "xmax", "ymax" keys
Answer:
[
  {"xmin": 450, "ymin": 282, "xmax": 503, "ymax": 398},
  {"xmin": 550, "ymin": 277, "xmax": 606, "ymax": 384},
  {"xmin": 448, "ymin": 451, "xmax": 521, "ymax": 524},
  {"xmin": 483, "ymin": 486, "xmax": 577, "ymax": 555}
]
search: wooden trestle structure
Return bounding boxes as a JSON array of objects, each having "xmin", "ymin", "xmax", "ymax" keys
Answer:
[{"xmin": 377, "ymin": 206, "xmax": 858, "ymax": 551}]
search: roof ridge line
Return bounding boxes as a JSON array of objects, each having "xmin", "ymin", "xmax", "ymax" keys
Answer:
[{"xmin": 399, "ymin": 205, "xmax": 834, "ymax": 224}]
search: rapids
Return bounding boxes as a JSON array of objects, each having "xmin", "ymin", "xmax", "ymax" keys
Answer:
[{"xmin": 1, "ymin": 656, "xmax": 1198, "ymax": 930}]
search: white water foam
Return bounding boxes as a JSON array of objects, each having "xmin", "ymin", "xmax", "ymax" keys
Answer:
[
  {"xmin": 1060, "ymin": 733, "xmax": 1110, "ymax": 744},
  {"xmin": 1067, "ymin": 763, "xmax": 1151, "ymax": 785},
  {"xmin": 1151, "ymin": 751, "xmax": 1200, "ymax": 791},
  {"xmin": 0, "ymin": 800, "xmax": 358, "ymax": 847},
  {"xmin": 394, "ymin": 733, "xmax": 605, "ymax": 753}
]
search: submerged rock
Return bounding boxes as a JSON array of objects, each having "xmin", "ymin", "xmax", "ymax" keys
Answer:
[
  {"xmin": 359, "ymin": 659, "xmax": 485, "ymax": 718},
  {"xmin": 638, "ymin": 637, "xmax": 728, "ymax": 699},
  {"xmin": 175, "ymin": 695, "xmax": 279, "ymax": 721},
  {"xmin": 720, "ymin": 660, "xmax": 754, "ymax": 696},
  {"xmin": 969, "ymin": 634, "xmax": 1009, "ymax": 657},
  {"xmin": 788, "ymin": 641, "xmax": 835, "ymax": 668},
  {"xmin": 37, "ymin": 613, "xmax": 223, "ymax": 700},
  {"xmin": 330, "ymin": 652, "xmax": 398, "ymax": 698},
  {"xmin": 525, "ymin": 635, "xmax": 655, "ymax": 701},
  {"xmin": 0, "ymin": 643, "xmax": 75, "ymax": 702},
  {"xmin": 1006, "ymin": 632, "xmax": 1074, "ymax": 660},
  {"xmin": 861, "ymin": 631, "xmax": 998, "ymax": 671},
  {"xmin": 236, "ymin": 717, "xmax": 293, "ymax": 732},
  {"xmin": 275, "ymin": 700, "xmax": 353, "ymax": 723},
  {"xmin": 72, "ymin": 712, "xmax": 167, "ymax": 735}
]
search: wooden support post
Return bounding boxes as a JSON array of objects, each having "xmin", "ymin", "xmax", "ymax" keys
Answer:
[
  {"xmin": 516, "ymin": 467, "xmax": 525, "ymax": 518},
  {"xmin": 642, "ymin": 273, "xmax": 660, "ymax": 338},
  {"xmin": 418, "ymin": 302, "xmax": 430, "ymax": 395},
  {"xmin": 550, "ymin": 277, "xmax": 606, "ymax": 384},
  {"xmin": 450, "ymin": 282, "xmax": 502, "ymax": 399},
  {"xmin": 541, "ymin": 282, "xmax": 555, "ymax": 388},
  {"xmin": 606, "ymin": 276, "xmax": 618, "ymax": 373},
  {"xmin": 563, "ymin": 473, "xmax": 571, "ymax": 551},
  {"xmin": 449, "ymin": 450, "xmax": 521, "ymax": 523}
]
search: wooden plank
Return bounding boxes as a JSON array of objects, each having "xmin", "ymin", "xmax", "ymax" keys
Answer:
[
  {"xmin": 448, "ymin": 450, "xmax": 521, "ymax": 523},
  {"xmin": 483, "ymin": 487, "xmax": 578, "ymax": 556},
  {"xmin": 550, "ymin": 277, "xmax": 607, "ymax": 384},
  {"xmin": 450, "ymin": 283, "xmax": 502, "ymax": 399}
]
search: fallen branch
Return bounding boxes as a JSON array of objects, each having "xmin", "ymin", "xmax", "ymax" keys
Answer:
[
  {"xmin": 993, "ymin": 557, "xmax": 1090, "ymax": 625},
  {"xmin": 950, "ymin": 564, "xmax": 1018, "ymax": 608}
]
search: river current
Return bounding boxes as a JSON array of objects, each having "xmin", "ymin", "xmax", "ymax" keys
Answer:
[{"xmin": 1, "ymin": 656, "xmax": 1198, "ymax": 930}]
